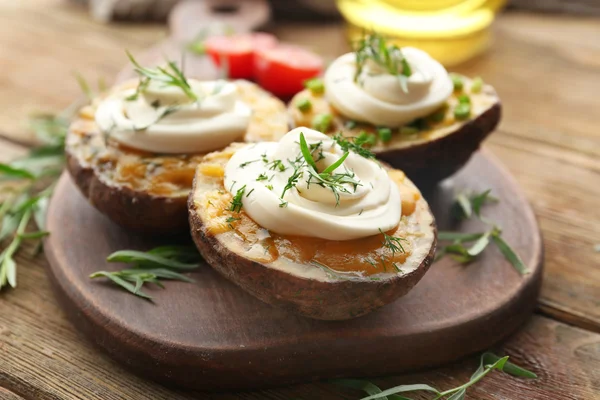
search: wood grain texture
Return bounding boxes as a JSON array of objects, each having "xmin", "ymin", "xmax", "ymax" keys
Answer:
[
  {"xmin": 0, "ymin": 2, "xmax": 598, "ymax": 398},
  {"xmin": 0, "ymin": 387, "xmax": 25, "ymax": 400},
  {"xmin": 42, "ymin": 151, "xmax": 542, "ymax": 390}
]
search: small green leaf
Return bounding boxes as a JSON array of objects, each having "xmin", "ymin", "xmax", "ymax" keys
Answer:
[
  {"xmin": 447, "ymin": 388, "xmax": 466, "ymax": 400},
  {"xmin": 121, "ymin": 268, "xmax": 194, "ymax": 283},
  {"xmin": 299, "ymin": 132, "xmax": 318, "ymax": 171},
  {"xmin": 332, "ymin": 379, "xmax": 388, "ymax": 399},
  {"xmin": 18, "ymin": 231, "xmax": 50, "ymax": 240},
  {"xmin": 74, "ymin": 72, "xmax": 93, "ymax": 101},
  {"xmin": 455, "ymin": 192, "xmax": 472, "ymax": 219},
  {"xmin": 0, "ymin": 164, "xmax": 35, "ymax": 180},
  {"xmin": 471, "ymin": 189, "xmax": 496, "ymax": 216},
  {"xmin": 107, "ymin": 250, "xmax": 201, "ymax": 270},
  {"xmin": 467, "ymin": 230, "xmax": 492, "ymax": 256},
  {"xmin": 90, "ymin": 271, "xmax": 153, "ymax": 300},
  {"xmin": 3, "ymin": 256, "xmax": 16, "ymax": 288},
  {"xmin": 322, "ymin": 152, "xmax": 349, "ymax": 175},
  {"xmin": 480, "ymin": 353, "xmax": 537, "ymax": 378},
  {"xmin": 491, "ymin": 234, "xmax": 529, "ymax": 274},
  {"xmin": 360, "ymin": 384, "xmax": 440, "ymax": 400}
]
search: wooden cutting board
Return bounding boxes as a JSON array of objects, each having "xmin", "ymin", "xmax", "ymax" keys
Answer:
[{"xmin": 43, "ymin": 150, "xmax": 543, "ymax": 391}]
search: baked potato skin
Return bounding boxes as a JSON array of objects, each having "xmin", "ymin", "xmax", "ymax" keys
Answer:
[
  {"xmin": 67, "ymin": 151, "xmax": 189, "ymax": 234},
  {"xmin": 378, "ymin": 101, "xmax": 501, "ymax": 187},
  {"xmin": 65, "ymin": 80, "xmax": 289, "ymax": 235},
  {"xmin": 188, "ymin": 182, "xmax": 437, "ymax": 321}
]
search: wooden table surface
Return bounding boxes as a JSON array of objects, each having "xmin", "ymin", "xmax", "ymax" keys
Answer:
[{"xmin": 1, "ymin": 1, "xmax": 599, "ymax": 399}]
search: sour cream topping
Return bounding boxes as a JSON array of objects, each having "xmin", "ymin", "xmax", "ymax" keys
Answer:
[
  {"xmin": 224, "ymin": 128, "xmax": 401, "ymax": 241},
  {"xmin": 324, "ymin": 48, "xmax": 453, "ymax": 127},
  {"xmin": 95, "ymin": 79, "xmax": 251, "ymax": 154}
]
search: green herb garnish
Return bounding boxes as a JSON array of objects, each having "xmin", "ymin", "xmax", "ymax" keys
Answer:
[
  {"xmin": 454, "ymin": 103, "xmax": 471, "ymax": 120},
  {"xmin": 333, "ymin": 352, "xmax": 536, "ymax": 399},
  {"xmin": 354, "ymin": 32, "xmax": 412, "ymax": 93},
  {"xmin": 90, "ymin": 245, "xmax": 202, "ymax": 300},
  {"xmin": 296, "ymin": 98, "xmax": 312, "ymax": 113},
  {"xmin": 450, "ymin": 73, "xmax": 464, "ymax": 92},
  {"xmin": 458, "ymin": 94, "xmax": 471, "ymax": 104},
  {"xmin": 312, "ymin": 113, "xmax": 333, "ymax": 132},
  {"xmin": 471, "ymin": 76, "xmax": 483, "ymax": 93},
  {"xmin": 126, "ymin": 50, "xmax": 197, "ymax": 102},
  {"xmin": 437, "ymin": 189, "xmax": 528, "ymax": 274},
  {"xmin": 400, "ymin": 126, "xmax": 419, "ymax": 136},
  {"xmin": 256, "ymin": 173, "xmax": 269, "ymax": 181},
  {"xmin": 379, "ymin": 228, "xmax": 407, "ymax": 257},
  {"xmin": 229, "ymin": 185, "xmax": 246, "ymax": 213},
  {"xmin": 304, "ymin": 78, "xmax": 325, "ymax": 95},
  {"xmin": 377, "ymin": 127, "xmax": 392, "ymax": 143},
  {"xmin": 333, "ymin": 133, "xmax": 376, "ymax": 160}
]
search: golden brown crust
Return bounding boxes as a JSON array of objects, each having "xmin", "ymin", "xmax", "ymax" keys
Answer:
[
  {"xmin": 188, "ymin": 145, "xmax": 437, "ymax": 320},
  {"xmin": 289, "ymin": 77, "xmax": 501, "ymax": 187},
  {"xmin": 66, "ymin": 80, "xmax": 289, "ymax": 235}
]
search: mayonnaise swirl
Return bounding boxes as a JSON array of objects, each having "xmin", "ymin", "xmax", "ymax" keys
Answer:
[
  {"xmin": 95, "ymin": 79, "xmax": 251, "ymax": 154},
  {"xmin": 224, "ymin": 128, "xmax": 401, "ymax": 241},
  {"xmin": 324, "ymin": 48, "xmax": 453, "ymax": 127}
]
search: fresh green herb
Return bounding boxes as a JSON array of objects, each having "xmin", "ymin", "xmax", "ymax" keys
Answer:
[
  {"xmin": 322, "ymin": 152, "xmax": 349, "ymax": 174},
  {"xmin": 229, "ymin": 185, "xmax": 246, "ymax": 213},
  {"xmin": 226, "ymin": 216, "xmax": 240, "ymax": 229},
  {"xmin": 126, "ymin": 50, "xmax": 197, "ymax": 101},
  {"xmin": 377, "ymin": 127, "xmax": 393, "ymax": 143},
  {"xmin": 296, "ymin": 98, "xmax": 312, "ymax": 113},
  {"xmin": 279, "ymin": 199, "xmax": 288, "ymax": 208},
  {"xmin": 304, "ymin": 78, "xmax": 325, "ymax": 95},
  {"xmin": 256, "ymin": 173, "xmax": 269, "ymax": 181},
  {"xmin": 0, "ymin": 95, "xmax": 84, "ymax": 291},
  {"xmin": 74, "ymin": 72, "xmax": 94, "ymax": 101},
  {"xmin": 312, "ymin": 113, "xmax": 333, "ymax": 132},
  {"xmin": 437, "ymin": 189, "xmax": 528, "ymax": 274},
  {"xmin": 267, "ymin": 159, "xmax": 287, "ymax": 172},
  {"xmin": 239, "ymin": 159, "xmax": 259, "ymax": 168},
  {"xmin": 90, "ymin": 245, "xmax": 202, "ymax": 300},
  {"xmin": 333, "ymin": 352, "xmax": 535, "ymax": 399},
  {"xmin": 299, "ymin": 132, "xmax": 318, "ymax": 171},
  {"xmin": 354, "ymin": 32, "xmax": 412, "ymax": 93},
  {"xmin": 400, "ymin": 126, "xmax": 419, "ymax": 136},
  {"xmin": 245, "ymin": 188, "xmax": 255, "ymax": 197},
  {"xmin": 471, "ymin": 76, "xmax": 483, "ymax": 93},
  {"xmin": 450, "ymin": 73, "xmax": 464, "ymax": 92},
  {"xmin": 458, "ymin": 94, "xmax": 470, "ymax": 104},
  {"xmin": 266, "ymin": 184, "xmax": 274, "ymax": 191},
  {"xmin": 380, "ymin": 229, "xmax": 406, "ymax": 256},
  {"xmin": 356, "ymin": 131, "xmax": 377, "ymax": 147},
  {"xmin": 186, "ymin": 29, "xmax": 207, "ymax": 55},
  {"xmin": 454, "ymin": 103, "xmax": 471, "ymax": 120},
  {"xmin": 333, "ymin": 133, "xmax": 376, "ymax": 160}
]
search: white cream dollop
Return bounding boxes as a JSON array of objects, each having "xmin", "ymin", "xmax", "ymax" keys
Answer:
[
  {"xmin": 224, "ymin": 128, "xmax": 401, "ymax": 241},
  {"xmin": 95, "ymin": 80, "xmax": 251, "ymax": 154},
  {"xmin": 324, "ymin": 48, "xmax": 453, "ymax": 127}
]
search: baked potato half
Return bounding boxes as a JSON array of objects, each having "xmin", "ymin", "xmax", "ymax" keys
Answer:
[
  {"xmin": 289, "ymin": 76, "xmax": 501, "ymax": 187},
  {"xmin": 188, "ymin": 142, "xmax": 437, "ymax": 320},
  {"xmin": 66, "ymin": 80, "xmax": 289, "ymax": 234}
]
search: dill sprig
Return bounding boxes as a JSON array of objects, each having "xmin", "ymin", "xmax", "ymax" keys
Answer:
[
  {"xmin": 229, "ymin": 185, "xmax": 246, "ymax": 213},
  {"xmin": 333, "ymin": 133, "xmax": 376, "ymax": 160},
  {"xmin": 354, "ymin": 32, "xmax": 412, "ymax": 93},
  {"xmin": 379, "ymin": 228, "xmax": 407, "ymax": 256},
  {"xmin": 126, "ymin": 51, "xmax": 197, "ymax": 102}
]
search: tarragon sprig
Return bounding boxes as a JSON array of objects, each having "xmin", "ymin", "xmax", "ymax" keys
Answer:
[
  {"xmin": 354, "ymin": 32, "xmax": 412, "ymax": 93},
  {"xmin": 90, "ymin": 245, "xmax": 202, "ymax": 300},
  {"xmin": 126, "ymin": 51, "xmax": 197, "ymax": 102},
  {"xmin": 333, "ymin": 352, "xmax": 536, "ymax": 399},
  {"xmin": 436, "ymin": 189, "xmax": 528, "ymax": 274}
]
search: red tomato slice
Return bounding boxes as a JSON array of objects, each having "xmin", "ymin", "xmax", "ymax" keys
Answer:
[
  {"xmin": 205, "ymin": 33, "xmax": 278, "ymax": 80},
  {"xmin": 254, "ymin": 45, "xmax": 324, "ymax": 97}
]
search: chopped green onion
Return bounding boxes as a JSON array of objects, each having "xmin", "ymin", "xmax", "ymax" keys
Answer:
[
  {"xmin": 312, "ymin": 113, "xmax": 332, "ymax": 132},
  {"xmin": 458, "ymin": 94, "xmax": 471, "ymax": 104},
  {"xmin": 450, "ymin": 73, "xmax": 464, "ymax": 92},
  {"xmin": 355, "ymin": 131, "xmax": 377, "ymax": 147},
  {"xmin": 454, "ymin": 103, "xmax": 471, "ymax": 120},
  {"xmin": 296, "ymin": 98, "xmax": 312, "ymax": 113},
  {"xmin": 377, "ymin": 127, "xmax": 392, "ymax": 143},
  {"xmin": 471, "ymin": 76, "xmax": 484, "ymax": 93},
  {"xmin": 400, "ymin": 126, "xmax": 419, "ymax": 135},
  {"xmin": 304, "ymin": 78, "xmax": 324, "ymax": 95}
]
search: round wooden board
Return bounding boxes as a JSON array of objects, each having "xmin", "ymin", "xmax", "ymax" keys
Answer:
[{"xmin": 44, "ymin": 150, "xmax": 543, "ymax": 391}]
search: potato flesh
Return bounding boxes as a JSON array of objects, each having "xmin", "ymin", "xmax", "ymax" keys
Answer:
[{"xmin": 196, "ymin": 147, "xmax": 423, "ymax": 276}]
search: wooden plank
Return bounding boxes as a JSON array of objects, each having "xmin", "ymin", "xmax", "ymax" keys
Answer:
[{"xmin": 0, "ymin": 387, "xmax": 26, "ymax": 400}]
